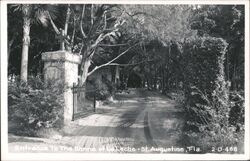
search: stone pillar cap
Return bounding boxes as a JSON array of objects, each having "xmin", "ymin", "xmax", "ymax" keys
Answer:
[{"xmin": 42, "ymin": 50, "xmax": 81, "ymax": 64}]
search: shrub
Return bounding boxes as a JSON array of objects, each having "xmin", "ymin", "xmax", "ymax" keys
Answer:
[
  {"xmin": 183, "ymin": 124, "xmax": 244, "ymax": 153},
  {"xmin": 182, "ymin": 36, "xmax": 229, "ymax": 128},
  {"xmin": 181, "ymin": 37, "xmax": 244, "ymax": 153},
  {"xmin": 166, "ymin": 90, "xmax": 185, "ymax": 104},
  {"xmin": 229, "ymin": 90, "xmax": 244, "ymax": 131},
  {"xmin": 87, "ymin": 76, "xmax": 115, "ymax": 100},
  {"xmin": 8, "ymin": 76, "xmax": 65, "ymax": 136}
]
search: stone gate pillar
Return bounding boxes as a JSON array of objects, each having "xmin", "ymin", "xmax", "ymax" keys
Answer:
[{"xmin": 42, "ymin": 51, "xmax": 81, "ymax": 124}]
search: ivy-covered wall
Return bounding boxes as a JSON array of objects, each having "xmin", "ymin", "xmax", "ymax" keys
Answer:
[{"xmin": 182, "ymin": 36, "xmax": 229, "ymax": 129}]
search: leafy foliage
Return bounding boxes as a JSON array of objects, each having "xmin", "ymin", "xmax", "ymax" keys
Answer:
[
  {"xmin": 183, "ymin": 36, "xmax": 228, "ymax": 125},
  {"xmin": 8, "ymin": 4, "xmax": 59, "ymax": 76},
  {"xmin": 191, "ymin": 5, "xmax": 245, "ymax": 90},
  {"xmin": 229, "ymin": 90, "xmax": 244, "ymax": 131},
  {"xmin": 121, "ymin": 5, "xmax": 196, "ymax": 43},
  {"xmin": 8, "ymin": 76, "xmax": 65, "ymax": 136},
  {"xmin": 87, "ymin": 72, "xmax": 115, "ymax": 100},
  {"xmin": 7, "ymin": 4, "xmax": 245, "ymax": 150},
  {"xmin": 181, "ymin": 36, "xmax": 244, "ymax": 152}
]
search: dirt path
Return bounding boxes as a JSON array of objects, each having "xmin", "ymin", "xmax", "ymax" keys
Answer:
[{"xmin": 9, "ymin": 89, "xmax": 185, "ymax": 153}]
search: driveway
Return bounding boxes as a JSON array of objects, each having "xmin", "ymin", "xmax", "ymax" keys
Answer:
[{"xmin": 9, "ymin": 88, "xmax": 185, "ymax": 153}]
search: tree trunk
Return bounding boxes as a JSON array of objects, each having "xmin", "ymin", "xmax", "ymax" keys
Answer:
[
  {"xmin": 64, "ymin": 4, "xmax": 71, "ymax": 51},
  {"xmin": 153, "ymin": 74, "xmax": 157, "ymax": 90},
  {"xmin": 64, "ymin": 4, "xmax": 70, "ymax": 36},
  {"xmin": 115, "ymin": 66, "xmax": 120, "ymax": 87},
  {"xmin": 232, "ymin": 64, "xmax": 236, "ymax": 90},
  {"xmin": 161, "ymin": 67, "xmax": 165, "ymax": 93},
  {"xmin": 142, "ymin": 78, "xmax": 145, "ymax": 88},
  {"xmin": 165, "ymin": 42, "xmax": 171, "ymax": 91},
  {"xmin": 8, "ymin": 34, "xmax": 16, "ymax": 65},
  {"xmin": 226, "ymin": 51, "xmax": 230, "ymax": 81},
  {"xmin": 149, "ymin": 77, "xmax": 152, "ymax": 90},
  {"xmin": 20, "ymin": 6, "xmax": 31, "ymax": 82},
  {"xmin": 78, "ymin": 58, "xmax": 91, "ymax": 109},
  {"xmin": 146, "ymin": 78, "xmax": 149, "ymax": 90},
  {"xmin": 79, "ymin": 58, "xmax": 91, "ymax": 86}
]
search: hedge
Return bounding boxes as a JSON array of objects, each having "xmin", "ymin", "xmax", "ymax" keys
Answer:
[
  {"xmin": 182, "ymin": 36, "xmax": 229, "ymax": 129},
  {"xmin": 180, "ymin": 36, "xmax": 246, "ymax": 152},
  {"xmin": 8, "ymin": 76, "xmax": 65, "ymax": 136}
]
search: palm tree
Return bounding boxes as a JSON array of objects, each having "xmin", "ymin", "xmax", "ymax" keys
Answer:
[
  {"xmin": 20, "ymin": 5, "xmax": 32, "ymax": 82},
  {"xmin": 12, "ymin": 4, "xmax": 55, "ymax": 82}
]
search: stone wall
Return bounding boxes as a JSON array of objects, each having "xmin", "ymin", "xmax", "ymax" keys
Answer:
[{"xmin": 42, "ymin": 51, "xmax": 81, "ymax": 124}]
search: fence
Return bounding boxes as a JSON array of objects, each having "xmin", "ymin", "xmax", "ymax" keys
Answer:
[{"xmin": 72, "ymin": 83, "xmax": 96, "ymax": 121}]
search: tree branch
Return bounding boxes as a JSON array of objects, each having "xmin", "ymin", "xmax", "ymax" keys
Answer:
[
  {"xmin": 87, "ymin": 30, "xmax": 120, "ymax": 58},
  {"xmin": 8, "ymin": 33, "xmax": 16, "ymax": 50},
  {"xmin": 88, "ymin": 47, "xmax": 97, "ymax": 59},
  {"xmin": 91, "ymin": 4, "xmax": 94, "ymax": 25},
  {"xmin": 64, "ymin": 4, "xmax": 71, "ymax": 36},
  {"xmin": 78, "ymin": 42, "xmax": 84, "ymax": 55},
  {"xmin": 46, "ymin": 11, "xmax": 60, "ymax": 34},
  {"xmin": 98, "ymin": 43, "xmax": 128, "ymax": 47},
  {"xmin": 124, "ymin": 10, "xmax": 163, "ymax": 25},
  {"xmin": 80, "ymin": 4, "xmax": 87, "ymax": 38},
  {"xmin": 107, "ymin": 59, "xmax": 155, "ymax": 66},
  {"xmin": 8, "ymin": 33, "xmax": 17, "ymax": 62},
  {"xmin": 103, "ymin": 11, "xmax": 107, "ymax": 30},
  {"xmin": 71, "ymin": 14, "xmax": 76, "ymax": 45},
  {"xmin": 91, "ymin": 29, "xmax": 118, "ymax": 48},
  {"xmin": 87, "ymin": 43, "xmax": 139, "ymax": 76},
  {"xmin": 46, "ymin": 10, "xmax": 71, "ymax": 49}
]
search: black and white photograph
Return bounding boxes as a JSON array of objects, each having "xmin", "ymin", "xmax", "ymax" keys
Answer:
[{"xmin": 1, "ymin": 0, "xmax": 249, "ymax": 160}]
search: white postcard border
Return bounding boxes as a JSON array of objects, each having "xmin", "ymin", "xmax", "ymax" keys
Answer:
[{"xmin": 1, "ymin": 0, "xmax": 249, "ymax": 160}]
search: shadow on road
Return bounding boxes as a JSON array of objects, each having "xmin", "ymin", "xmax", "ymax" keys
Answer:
[{"xmin": 144, "ymin": 111, "xmax": 157, "ymax": 147}]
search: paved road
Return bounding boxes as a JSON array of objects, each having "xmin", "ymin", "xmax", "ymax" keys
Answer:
[{"xmin": 9, "ymin": 88, "xmax": 185, "ymax": 153}]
